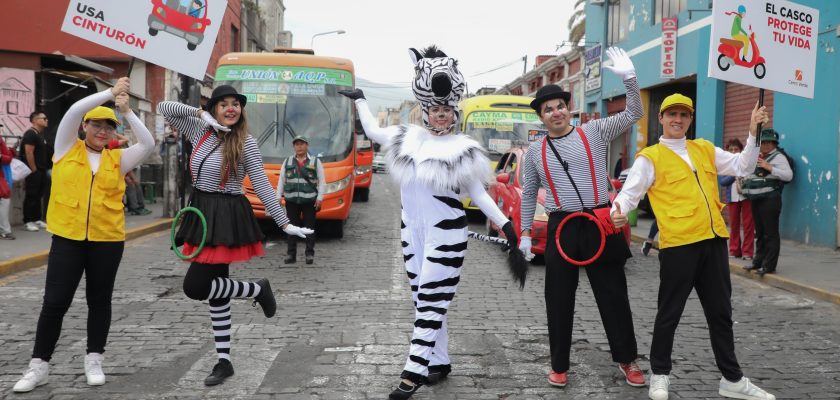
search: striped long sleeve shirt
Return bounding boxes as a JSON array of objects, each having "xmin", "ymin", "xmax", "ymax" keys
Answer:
[
  {"xmin": 520, "ymin": 78, "xmax": 643, "ymax": 233},
  {"xmin": 157, "ymin": 101, "xmax": 290, "ymax": 227}
]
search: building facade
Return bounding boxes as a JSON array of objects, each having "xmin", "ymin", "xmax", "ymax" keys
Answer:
[{"xmin": 583, "ymin": 0, "xmax": 840, "ymax": 248}]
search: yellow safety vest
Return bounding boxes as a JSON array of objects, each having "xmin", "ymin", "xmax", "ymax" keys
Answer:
[
  {"xmin": 47, "ymin": 140, "xmax": 126, "ymax": 241},
  {"xmin": 638, "ymin": 139, "xmax": 729, "ymax": 249}
]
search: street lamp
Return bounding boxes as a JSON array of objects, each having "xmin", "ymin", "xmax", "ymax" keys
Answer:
[{"xmin": 310, "ymin": 30, "xmax": 346, "ymax": 49}]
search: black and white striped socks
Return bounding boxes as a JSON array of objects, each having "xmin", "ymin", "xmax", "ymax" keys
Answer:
[
  {"xmin": 206, "ymin": 278, "xmax": 260, "ymax": 360},
  {"xmin": 207, "ymin": 277, "xmax": 261, "ymax": 300}
]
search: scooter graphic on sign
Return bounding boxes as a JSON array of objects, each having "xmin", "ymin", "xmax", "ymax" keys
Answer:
[
  {"xmin": 148, "ymin": 0, "xmax": 211, "ymax": 51},
  {"xmin": 717, "ymin": 23, "xmax": 767, "ymax": 79}
]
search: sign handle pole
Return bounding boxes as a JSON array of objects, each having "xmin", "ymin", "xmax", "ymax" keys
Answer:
[
  {"xmin": 126, "ymin": 57, "xmax": 136, "ymax": 78},
  {"xmin": 755, "ymin": 88, "xmax": 764, "ymax": 147}
]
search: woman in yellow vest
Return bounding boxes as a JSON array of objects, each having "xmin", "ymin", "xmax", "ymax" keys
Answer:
[
  {"xmin": 610, "ymin": 94, "xmax": 775, "ymax": 400},
  {"xmin": 13, "ymin": 78, "xmax": 155, "ymax": 393}
]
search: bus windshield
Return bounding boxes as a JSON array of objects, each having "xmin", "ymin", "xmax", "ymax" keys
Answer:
[
  {"xmin": 216, "ymin": 66, "xmax": 354, "ymax": 164},
  {"xmin": 463, "ymin": 111, "xmax": 546, "ymax": 160}
]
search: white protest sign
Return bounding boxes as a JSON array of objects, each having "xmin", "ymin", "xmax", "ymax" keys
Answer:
[
  {"xmin": 61, "ymin": 0, "xmax": 227, "ymax": 80},
  {"xmin": 707, "ymin": 0, "xmax": 819, "ymax": 98}
]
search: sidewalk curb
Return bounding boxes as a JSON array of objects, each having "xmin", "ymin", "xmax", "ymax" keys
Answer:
[
  {"xmin": 0, "ymin": 219, "xmax": 173, "ymax": 278},
  {"xmin": 630, "ymin": 233, "xmax": 840, "ymax": 306}
]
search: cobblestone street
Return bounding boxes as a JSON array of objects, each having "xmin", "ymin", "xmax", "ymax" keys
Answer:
[{"xmin": 1, "ymin": 175, "xmax": 839, "ymax": 399}]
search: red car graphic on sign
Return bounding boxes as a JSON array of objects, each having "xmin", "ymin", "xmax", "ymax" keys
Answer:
[{"xmin": 148, "ymin": 0, "xmax": 211, "ymax": 51}]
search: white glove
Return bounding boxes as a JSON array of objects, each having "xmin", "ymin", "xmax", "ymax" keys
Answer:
[
  {"xmin": 283, "ymin": 223, "xmax": 313, "ymax": 238},
  {"xmin": 603, "ymin": 47, "xmax": 636, "ymax": 80},
  {"xmin": 519, "ymin": 236, "xmax": 535, "ymax": 262},
  {"xmin": 200, "ymin": 111, "xmax": 231, "ymax": 132}
]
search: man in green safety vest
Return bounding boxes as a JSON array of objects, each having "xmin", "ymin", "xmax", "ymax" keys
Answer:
[{"xmin": 276, "ymin": 136, "xmax": 325, "ymax": 264}]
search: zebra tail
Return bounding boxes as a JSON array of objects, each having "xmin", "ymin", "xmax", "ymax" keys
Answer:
[{"xmin": 507, "ymin": 247, "xmax": 528, "ymax": 289}]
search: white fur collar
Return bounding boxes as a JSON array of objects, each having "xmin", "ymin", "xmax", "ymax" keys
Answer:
[{"xmin": 385, "ymin": 125, "xmax": 490, "ymax": 192}]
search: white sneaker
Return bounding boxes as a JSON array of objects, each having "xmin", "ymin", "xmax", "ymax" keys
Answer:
[
  {"xmin": 13, "ymin": 358, "xmax": 49, "ymax": 393},
  {"xmin": 24, "ymin": 222, "xmax": 39, "ymax": 232},
  {"xmin": 35, "ymin": 220, "xmax": 48, "ymax": 229},
  {"xmin": 649, "ymin": 374, "xmax": 670, "ymax": 400},
  {"xmin": 85, "ymin": 353, "xmax": 106, "ymax": 386},
  {"xmin": 719, "ymin": 376, "xmax": 776, "ymax": 400}
]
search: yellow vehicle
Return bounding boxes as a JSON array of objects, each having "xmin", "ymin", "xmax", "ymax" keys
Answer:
[
  {"xmin": 458, "ymin": 95, "xmax": 547, "ymax": 212},
  {"xmin": 214, "ymin": 48, "xmax": 356, "ymax": 237}
]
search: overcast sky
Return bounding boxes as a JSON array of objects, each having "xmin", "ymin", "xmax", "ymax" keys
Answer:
[{"xmin": 283, "ymin": 0, "xmax": 577, "ymax": 110}]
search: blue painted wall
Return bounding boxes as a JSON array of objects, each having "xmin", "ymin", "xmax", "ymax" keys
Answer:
[{"xmin": 586, "ymin": 0, "xmax": 840, "ymax": 247}]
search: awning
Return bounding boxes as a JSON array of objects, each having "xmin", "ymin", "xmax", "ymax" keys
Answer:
[
  {"xmin": 40, "ymin": 53, "xmax": 115, "ymax": 74},
  {"xmin": 43, "ymin": 70, "xmax": 152, "ymax": 113}
]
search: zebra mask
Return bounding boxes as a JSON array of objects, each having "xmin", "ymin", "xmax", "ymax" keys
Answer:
[{"xmin": 408, "ymin": 46, "xmax": 466, "ymax": 133}]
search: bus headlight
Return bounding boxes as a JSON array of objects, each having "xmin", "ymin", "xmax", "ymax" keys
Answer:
[
  {"xmin": 324, "ymin": 174, "xmax": 353, "ymax": 194},
  {"xmin": 192, "ymin": 22, "xmax": 203, "ymax": 29},
  {"xmin": 533, "ymin": 202, "xmax": 548, "ymax": 222},
  {"xmin": 355, "ymin": 165, "xmax": 371, "ymax": 175}
]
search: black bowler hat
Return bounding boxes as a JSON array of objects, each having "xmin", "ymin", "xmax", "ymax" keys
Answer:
[
  {"xmin": 530, "ymin": 84, "xmax": 572, "ymax": 112},
  {"xmin": 204, "ymin": 85, "xmax": 247, "ymax": 111}
]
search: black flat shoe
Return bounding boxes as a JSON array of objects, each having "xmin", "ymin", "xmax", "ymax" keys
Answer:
[
  {"xmin": 427, "ymin": 365, "xmax": 452, "ymax": 385},
  {"xmin": 284, "ymin": 256, "xmax": 296, "ymax": 264},
  {"xmin": 388, "ymin": 380, "xmax": 421, "ymax": 399},
  {"xmin": 252, "ymin": 279, "xmax": 276, "ymax": 318},
  {"xmin": 743, "ymin": 265, "xmax": 759, "ymax": 271},
  {"xmin": 204, "ymin": 359, "xmax": 234, "ymax": 386},
  {"xmin": 756, "ymin": 267, "xmax": 768, "ymax": 276}
]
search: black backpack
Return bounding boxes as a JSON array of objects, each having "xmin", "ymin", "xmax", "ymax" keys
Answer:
[{"xmin": 775, "ymin": 147, "xmax": 795, "ymax": 182}]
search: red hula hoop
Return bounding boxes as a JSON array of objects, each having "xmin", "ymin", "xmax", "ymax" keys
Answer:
[{"xmin": 554, "ymin": 211, "xmax": 606, "ymax": 267}]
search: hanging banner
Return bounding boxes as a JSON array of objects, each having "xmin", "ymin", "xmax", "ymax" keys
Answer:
[
  {"xmin": 661, "ymin": 18, "xmax": 677, "ymax": 78},
  {"xmin": 584, "ymin": 44, "xmax": 602, "ymax": 92},
  {"xmin": 707, "ymin": 0, "xmax": 819, "ymax": 98},
  {"xmin": 61, "ymin": 0, "xmax": 228, "ymax": 80}
]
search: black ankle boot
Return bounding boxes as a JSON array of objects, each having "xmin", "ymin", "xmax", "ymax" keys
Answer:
[
  {"xmin": 204, "ymin": 359, "xmax": 234, "ymax": 386},
  {"xmin": 388, "ymin": 380, "xmax": 421, "ymax": 399},
  {"xmin": 252, "ymin": 279, "xmax": 276, "ymax": 318},
  {"xmin": 427, "ymin": 364, "xmax": 452, "ymax": 385}
]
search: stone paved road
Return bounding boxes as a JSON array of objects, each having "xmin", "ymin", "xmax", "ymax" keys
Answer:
[{"xmin": 2, "ymin": 174, "xmax": 840, "ymax": 399}]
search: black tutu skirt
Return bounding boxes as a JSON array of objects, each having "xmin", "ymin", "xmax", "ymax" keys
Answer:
[{"xmin": 175, "ymin": 189, "xmax": 265, "ymax": 248}]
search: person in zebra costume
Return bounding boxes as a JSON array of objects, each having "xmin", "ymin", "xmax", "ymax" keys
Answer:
[
  {"xmin": 340, "ymin": 45, "xmax": 524, "ymax": 400},
  {"xmin": 158, "ymin": 85, "xmax": 313, "ymax": 386},
  {"xmin": 518, "ymin": 47, "xmax": 646, "ymax": 389}
]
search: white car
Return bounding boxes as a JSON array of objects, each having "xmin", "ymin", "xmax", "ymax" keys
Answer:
[{"xmin": 372, "ymin": 153, "xmax": 387, "ymax": 173}]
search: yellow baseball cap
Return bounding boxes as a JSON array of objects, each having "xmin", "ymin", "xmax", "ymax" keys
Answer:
[
  {"xmin": 659, "ymin": 93, "xmax": 694, "ymax": 114},
  {"xmin": 83, "ymin": 106, "xmax": 120, "ymax": 125}
]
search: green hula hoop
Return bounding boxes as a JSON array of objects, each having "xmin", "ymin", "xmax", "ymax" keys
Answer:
[{"xmin": 171, "ymin": 207, "xmax": 207, "ymax": 260}]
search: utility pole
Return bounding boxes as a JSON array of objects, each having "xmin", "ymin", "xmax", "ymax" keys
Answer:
[{"xmin": 523, "ymin": 55, "xmax": 528, "ymax": 75}]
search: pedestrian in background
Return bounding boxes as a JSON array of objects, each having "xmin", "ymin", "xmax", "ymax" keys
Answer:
[
  {"xmin": 158, "ymin": 85, "xmax": 311, "ymax": 387},
  {"xmin": 277, "ymin": 135, "xmax": 325, "ymax": 265},
  {"xmin": 13, "ymin": 78, "xmax": 155, "ymax": 393},
  {"xmin": 611, "ymin": 95, "xmax": 775, "ymax": 400},
  {"xmin": 718, "ymin": 138, "xmax": 754, "ymax": 261},
  {"xmin": 0, "ymin": 134, "xmax": 15, "ymax": 239},
  {"xmin": 743, "ymin": 129, "xmax": 792, "ymax": 276},
  {"xmin": 20, "ymin": 110, "xmax": 50, "ymax": 232}
]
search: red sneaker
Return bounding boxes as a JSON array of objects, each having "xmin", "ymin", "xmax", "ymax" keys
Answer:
[
  {"xmin": 618, "ymin": 362, "xmax": 646, "ymax": 387},
  {"xmin": 548, "ymin": 370, "xmax": 567, "ymax": 387}
]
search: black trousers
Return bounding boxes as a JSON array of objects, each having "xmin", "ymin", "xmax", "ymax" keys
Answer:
[
  {"xmin": 544, "ymin": 211, "xmax": 637, "ymax": 372},
  {"xmin": 33, "ymin": 236, "xmax": 124, "ymax": 361},
  {"xmin": 650, "ymin": 238, "xmax": 743, "ymax": 381},
  {"xmin": 285, "ymin": 201, "xmax": 316, "ymax": 256},
  {"xmin": 23, "ymin": 169, "xmax": 49, "ymax": 223},
  {"xmin": 751, "ymin": 196, "xmax": 782, "ymax": 272}
]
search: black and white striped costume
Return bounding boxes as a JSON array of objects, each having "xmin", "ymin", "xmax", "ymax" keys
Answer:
[
  {"xmin": 158, "ymin": 101, "xmax": 289, "ymax": 363},
  {"xmin": 352, "ymin": 48, "xmax": 509, "ymax": 385}
]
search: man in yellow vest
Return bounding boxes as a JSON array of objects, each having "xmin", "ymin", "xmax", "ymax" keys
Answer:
[{"xmin": 610, "ymin": 94, "xmax": 776, "ymax": 400}]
